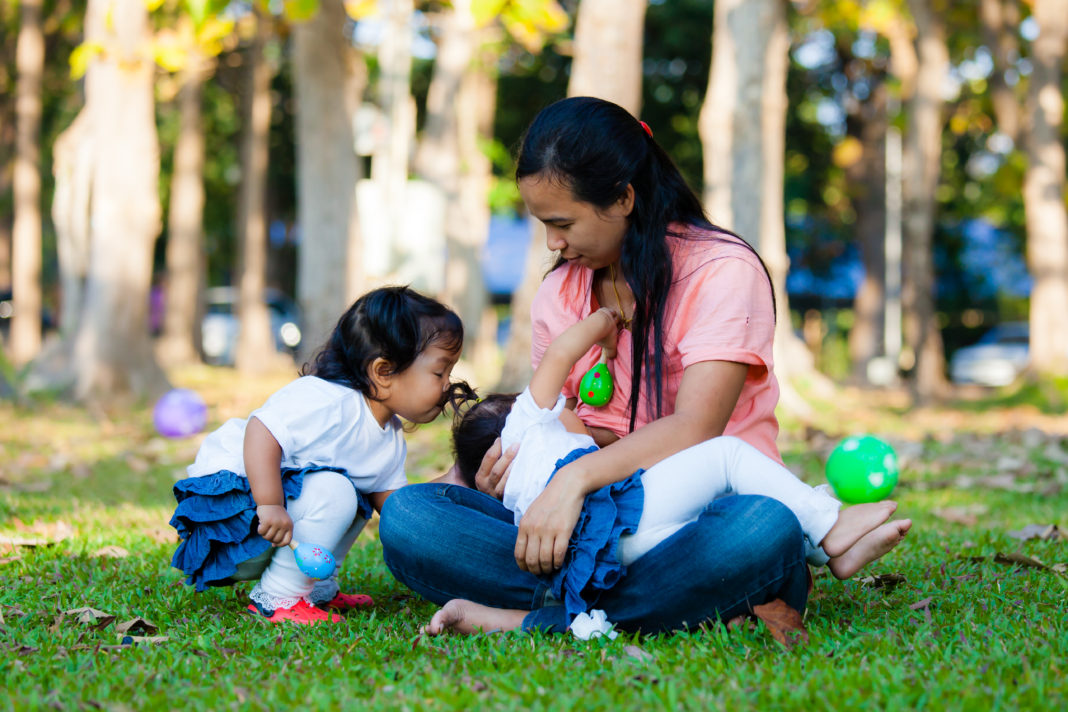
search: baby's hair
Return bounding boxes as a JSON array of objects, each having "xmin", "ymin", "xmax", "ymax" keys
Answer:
[
  {"xmin": 302, "ymin": 285, "xmax": 464, "ymax": 398},
  {"xmin": 451, "ymin": 392, "xmax": 518, "ymax": 488}
]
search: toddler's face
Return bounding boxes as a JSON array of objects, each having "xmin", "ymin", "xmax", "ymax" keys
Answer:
[{"xmin": 386, "ymin": 343, "xmax": 461, "ymax": 424}]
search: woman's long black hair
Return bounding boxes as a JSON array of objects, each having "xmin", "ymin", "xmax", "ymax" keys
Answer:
[
  {"xmin": 516, "ymin": 96, "xmax": 774, "ymax": 431},
  {"xmin": 302, "ymin": 285, "xmax": 464, "ymax": 398}
]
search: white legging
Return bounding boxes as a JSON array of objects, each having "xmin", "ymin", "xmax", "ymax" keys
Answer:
[
  {"xmin": 618, "ymin": 436, "xmax": 839, "ymax": 566},
  {"xmin": 253, "ymin": 470, "xmax": 368, "ymax": 604}
]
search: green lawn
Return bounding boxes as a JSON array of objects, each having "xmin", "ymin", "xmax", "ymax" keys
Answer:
[{"xmin": 1, "ymin": 366, "xmax": 1066, "ymax": 710}]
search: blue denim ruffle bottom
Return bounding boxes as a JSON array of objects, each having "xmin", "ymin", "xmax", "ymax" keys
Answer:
[
  {"xmin": 545, "ymin": 446, "xmax": 645, "ymax": 623},
  {"xmin": 169, "ymin": 465, "xmax": 371, "ymax": 592}
]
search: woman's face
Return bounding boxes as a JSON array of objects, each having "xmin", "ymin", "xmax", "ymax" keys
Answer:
[{"xmin": 518, "ymin": 175, "xmax": 634, "ymax": 271}]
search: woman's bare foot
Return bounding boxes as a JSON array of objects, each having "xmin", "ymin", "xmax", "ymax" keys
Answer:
[
  {"xmin": 422, "ymin": 599, "xmax": 527, "ymax": 635},
  {"xmin": 820, "ymin": 501, "xmax": 897, "ymax": 558},
  {"xmin": 827, "ymin": 519, "xmax": 912, "ymax": 580}
]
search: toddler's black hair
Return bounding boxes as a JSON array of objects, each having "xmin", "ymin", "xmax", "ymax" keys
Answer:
[
  {"xmin": 450, "ymin": 393, "xmax": 518, "ymax": 488},
  {"xmin": 302, "ymin": 286, "xmax": 463, "ymax": 397}
]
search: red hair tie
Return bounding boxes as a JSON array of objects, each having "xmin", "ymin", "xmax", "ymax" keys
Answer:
[{"xmin": 639, "ymin": 120, "xmax": 653, "ymax": 138}]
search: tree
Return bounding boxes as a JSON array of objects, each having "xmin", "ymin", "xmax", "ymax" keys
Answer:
[
  {"xmin": 568, "ymin": 0, "xmax": 647, "ymax": 115},
  {"xmin": 899, "ymin": 0, "xmax": 949, "ymax": 402},
  {"xmin": 699, "ymin": 0, "xmax": 814, "ymax": 396},
  {"xmin": 1023, "ymin": 0, "xmax": 1068, "ymax": 374},
  {"xmin": 233, "ymin": 6, "xmax": 277, "ymax": 373},
  {"xmin": 10, "ymin": 0, "xmax": 45, "ymax": 365},
  {"xmin": 71, "ymin": 0, "xmax": 168, "ymax": 400},
  {"xmin": 293, "ymin": 0, "xmax": 366, "ymax": 353}
]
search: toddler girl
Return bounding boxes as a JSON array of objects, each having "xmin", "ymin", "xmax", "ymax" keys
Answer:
[
  {"xmin": 447, "ymin": 307, "xmax": 910, "ymax": 634},
  {"xmin": 171, "ymin": 286, "xmax": 463, "ymax": 625}
]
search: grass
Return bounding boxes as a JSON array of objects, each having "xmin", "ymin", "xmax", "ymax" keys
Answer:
[{"xmin": 1, "ymin": 365, "xmax": 1066, "ymax": 710}]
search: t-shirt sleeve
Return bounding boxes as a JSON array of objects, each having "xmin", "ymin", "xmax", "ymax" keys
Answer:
[
  {"xmin": 500, "ymin": 388, "xmax": 566, "ymax": 450},
  {"xmin": 674, "ymin": 256, "xmax": 776, "ymax": 371},
  {"xmin": 249, "ymin": 379, "xmax": 353, "ymax": 460}
]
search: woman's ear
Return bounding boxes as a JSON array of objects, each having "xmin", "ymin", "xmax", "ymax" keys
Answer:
[
  {"xmin": 367, "ymin": 357, "xmax": 394, "ymax": 398},
  {"xmin": 616, "ymin": 184, "xmax": 636, "ymax": 217}
]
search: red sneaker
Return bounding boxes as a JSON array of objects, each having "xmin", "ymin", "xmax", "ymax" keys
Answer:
[
  {"xmin": 247, "ymin": 599, "xmax": 342, "ymax": 625},
  {"xmin": 322, "ymin": 592, "xmax": 375, "ymax": 611}
]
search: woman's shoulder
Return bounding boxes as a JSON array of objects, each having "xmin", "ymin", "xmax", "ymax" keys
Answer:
[
  {"xmin": 667, "ymin": 224, "xmax": 769, "ymax": 281},
  {"xmin": 533, "ymin": 263, "xmax": 592, "ymax": 318}
]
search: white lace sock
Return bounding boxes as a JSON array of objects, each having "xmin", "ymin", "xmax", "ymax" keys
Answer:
[{"xmin": 249, "ymin": 583, "xmax": 301, "ymax": 613}]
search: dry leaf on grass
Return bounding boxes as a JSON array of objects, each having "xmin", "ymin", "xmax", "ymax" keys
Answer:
[
  {"xmin": 63, "ymin": 607, "xmax": 116, "ymax": 629},
  {"xmin": 993, "ymin": 552, "xmax": 1048, "ymax": 569},
  {"xmin": 1006, "ymin": 524, "xmax": 1062, "ymax": 542},
  {"xmin": 623, "ymin": 644, "xmax": 655, "ymax": 662},
  {"xmin": 119, "ymin": 635, "xmax": 169, "ymax": 645},
  {"xmin": 933, "ymin": 507, "xmax": 983, "ymax": 526},
  {"xmin": 857, "ymin": 573, "xmax": 907, "ymax": 589},
  {"xmin": 116, "ymin": 617, "xmax": 158, "ymax": 635},
  {"xmin": 752, "ymin": 599, "xmax": 809, "ymax": 650},
  {"xmin": 92, "ymin": 545, "xmax": 130, "ymax": 558}
]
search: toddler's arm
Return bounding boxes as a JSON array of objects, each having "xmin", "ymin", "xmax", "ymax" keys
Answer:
[
  {"xmin": 529, "ymin": 307, "xmax": 620, "ymax": 409},
  {"xmin": 244, "ymin": 416, "xmax": 293, "ymax": 546}
]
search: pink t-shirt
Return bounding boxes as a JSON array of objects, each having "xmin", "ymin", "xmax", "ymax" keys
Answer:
[{"xmin": 531, "ymin": 225, "xmax": 782, "ymax": 463}]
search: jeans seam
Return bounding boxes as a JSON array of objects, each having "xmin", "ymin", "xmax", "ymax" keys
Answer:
[{"xmin": 720, "ymin": 550, "xmax": 807, "ymax": 617}]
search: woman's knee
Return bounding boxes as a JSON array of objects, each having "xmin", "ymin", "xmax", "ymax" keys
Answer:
[
  {"xmin": 708, "ymin": 495, "xmax": 804, "ymax": 559},
  {"xmin": 379, "ymin": 484, "xmax": 432, "ymax": 556}
]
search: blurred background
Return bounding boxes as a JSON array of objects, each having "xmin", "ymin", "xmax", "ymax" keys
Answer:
[{"xmin": 1, "ymin": 0, "xmax": 1066, "ymax": 409}]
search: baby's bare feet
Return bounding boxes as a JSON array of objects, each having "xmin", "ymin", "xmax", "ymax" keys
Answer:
[
  {"xmin": 820, "ymin": 501, "xmax": 897, "ymax": 558},
  {"xmin": 422, "ymin": 599, "xmax": 527, "ymax": 636},
  {"xmin": 827, "ymin": 519, "xmax": 912, "ymax": 580}
]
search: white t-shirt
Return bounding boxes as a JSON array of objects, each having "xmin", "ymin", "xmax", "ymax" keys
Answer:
[
  {"xmin": 187, "ymin": 376, "xmax": 408, "ymax": 495},
  {"xmin": 501, "ymin": 388, "xmax": 597, "ymax": 524}
]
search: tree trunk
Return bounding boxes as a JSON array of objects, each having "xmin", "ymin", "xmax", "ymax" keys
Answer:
[
  {"xmin": 373, "ymin": 0, "xmax": 415, "ymax": 273},
  {"xmin": 847, "ymin": 80, "xmax": 888, "ymax": 382},
  {"xmin": 568, "ymin": 0, "xmax": 647, "ymax": 115},
  {"xmin": 496, "ymin": 219, "xmax": 552, "ymax": 392},
  {"xmin": 700, "ymin": 0, "xmax": 813, "ymax": 387},
  {"xmin": 416, "ymin": 1, "xmax": 492, "ymax": 359},
  {"xmin": 159, "ymin": 60, "xmax": 208, "ymax": 366},
  {"xmin": 51, "ymin": 109, "xmax": 92, "ymax": 338},
  {"xmin": 10, "ymin": 0, "xmax": 44, "ymax": 365},
  {"xmin": 72, "ymin": 0, "xmax": 167, "ymax": 401},
  {"xmin": 234, "ymin": 10, "xmax": 277, "ymax": 373},
  {"xmin": 293, "ymin": 0, "xmax": 365, "ymax": 357},
  {"xmin": 901, "ymin": 0, "xmax": 948, "ymax": 403},
  {"xmin": 979, "ymin": 0, "xmax": 1021, "ymax": 145},
  {"xmin": 1024, "ymin": 0, "xmax": 1068, "ymax": 375}
]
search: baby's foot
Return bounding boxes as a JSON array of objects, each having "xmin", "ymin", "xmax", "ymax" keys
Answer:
[
  {"xmin": 827, "ymin": 519, "xmax": 912, "ymax": 580},
  {"xmin": 422, "ymin": 599, "xmax": 527, "ymax": 636},
  {"xmin": 820, "ymin": 501, "xmax": 897, "ymax": 558}
]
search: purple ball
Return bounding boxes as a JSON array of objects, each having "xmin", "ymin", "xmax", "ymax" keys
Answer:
[{"xmin": 153, "ymin": 388, "xmax": 208, "ymax": 438}]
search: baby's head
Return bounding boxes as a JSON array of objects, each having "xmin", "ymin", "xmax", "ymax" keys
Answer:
[
  {"xmin": 450, "ymin": 393, "xmax": 518, "ymax": 488},
  {"xmin": 303, "ymin": 286, "xmax": 464, "ymax": 403}
]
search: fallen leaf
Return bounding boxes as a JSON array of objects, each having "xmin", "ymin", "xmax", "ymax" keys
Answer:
[
  {"xmin": 933, "ymin": 508, "xmax": 980, "ymax": 526},
  {"xmin": 0, "ymin": 536, "xmax": 55, "ymax": 550},
  {"xmin": 909, "ymin": 597, "xmax": 934, "ymax": 611},
  {"xmin": 0, "ymin": 555, "xmax": 23, "ymax": 565},
  {"xmin": 120, "ymin": 635, "xmax": 169, "ymax": 645},
  {"xmin": 1052, "ymin": 563, "xmax": 1067, "ymax": 574},
  {"xmin": 116, "ymin": 617, "xmax": 158, "ymax": 635},
  {"xmin": 64, "ymin": 607, "xmax": 116, "ymax": 629},
  {"xmin": 92, "ymin": 546, "xmax": 130, "ymax": 559},
  {"xmin": 623, "ymin": 644, "xmax": 656, "ymax": 662},
  {"xmin": 993, "ymin": 552, "xmax": 1048, "ymax": 570},
  {"xmin": 1006, "ymin": 524, "xmax": 1062, "ymax": 542},
  {"xmin": 752, "ymin": 599, "xmax": 809, "ymax": 650},
  {"xmin": 858, "ymin": 573, "xmax": 907, "ymax": 589}
]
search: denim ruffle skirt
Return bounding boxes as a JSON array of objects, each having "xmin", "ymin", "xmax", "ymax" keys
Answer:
[
  {"xmin": 545, "ymin": 446, "xmax": 645, "ymax": 623},
  {"xmin": 169, "ymin": 465, "xmax": 371, "ymax": 592}
]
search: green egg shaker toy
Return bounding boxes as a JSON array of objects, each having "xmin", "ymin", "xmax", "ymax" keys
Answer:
[{"xmin": 579, "ymin": 350, "xmax": 614, "ymax": 407}]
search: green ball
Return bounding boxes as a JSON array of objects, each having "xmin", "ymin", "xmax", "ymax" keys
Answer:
[{"xmin": 825, "ymin": 435, "xmax": 899, "ymax": 503}]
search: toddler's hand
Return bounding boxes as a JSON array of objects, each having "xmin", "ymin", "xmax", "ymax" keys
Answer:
[
  {"xmin": 256, "ymin": 504, "xmax": 293, "ymax": 546},
  {"xmin": 591, "ymin": 307, "xmax": 622, "ymax": 360}
]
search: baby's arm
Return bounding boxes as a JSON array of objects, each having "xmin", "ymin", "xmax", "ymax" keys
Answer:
[
  {"xmin": 244, "ymin": 416, "xmax": 292, "ymax": 546},
  {"xmin": 528, "ymin": 307, "xmax": 620, "ymax": 409}
]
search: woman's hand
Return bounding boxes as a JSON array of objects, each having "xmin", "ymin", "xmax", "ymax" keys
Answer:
[
  {"xmin": 474, "ymin": 437, "xmax": 519, "ymax": 499},
  {"xmin": 514, "ymin": 464, "xmax": 587, "ymax": 575},
  {"xmin": 256, "ymin": 504, "xmax": 293, "ymax": 547}
]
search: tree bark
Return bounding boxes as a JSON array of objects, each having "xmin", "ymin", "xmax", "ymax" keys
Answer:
[
  {"xmin": 159, "ymin": 60, "xmax": 208, "ymax": 366},
  {"xmin": 234, "ymin": 9, "xmax": 277, "ymax": 373},
  {"xmin": 847, "ymin": 80, "xmax": 889, "ymax": 382},
  {"xmin": 416, "ymin": 1, "xmax": 493, "ymax": 359},
  {"xmin": 496, "ymin": 219, "xmax": 552, "ymax": 392},
  {"xmin": 700, "ymin": 0, "xmax": 813, "ymax": 385},
  {"xmin": 51, "ymin": 109, "xmax": 92, "ymax": 338},
  {"xmin": 1024, "ymin": 0, "xmax": 1068, "ymax": 374},
  {"xmin": 10, "ymin": 0, "xmax": 44, "ymax": 365},
  {"xmin": 979, "ymin": 0, "xmax": 1021, "ymax": 145},
  {"xmin": 901, "ymin": 0, "xmax": 949, "ymax": 403},
  {"xmin": 293, "ymin": 0, "xmax": 365, "ymax": 357},
  {"xmin": 72, "ymin": 0, "xmax": 167, "ymax": 401},
  {"xmin": 568, "ymin": 0, "xmax": 647, "ymax": 115}
]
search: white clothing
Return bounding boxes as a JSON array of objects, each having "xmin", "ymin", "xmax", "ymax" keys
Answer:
[
  {"xmin": 188, "ymin": 376, "xmax": 408, "ymax": 495},
  {"xmin": 499, "ymin": 388, "xmax": 839, "ymax": 565},
  {"xmin": 500, "ymin": 388, "xmax": 596, "ymax": 524}
]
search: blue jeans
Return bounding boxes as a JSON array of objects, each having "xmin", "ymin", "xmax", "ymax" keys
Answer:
[{"xmin": 380, "ymin": 483, "xmax": 809, "ymax": 634}]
